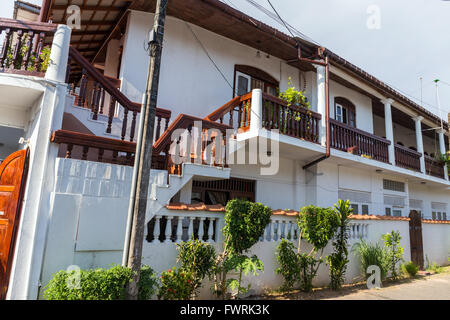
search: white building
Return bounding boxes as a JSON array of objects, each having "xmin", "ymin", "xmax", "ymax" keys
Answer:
[{"xmin": 0, "ymin": 0, "xmax": 449, "ymax": 299}]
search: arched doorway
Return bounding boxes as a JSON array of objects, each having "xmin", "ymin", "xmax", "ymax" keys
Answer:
[{"xmin": 409, "ymin": 210, "xmax": 424, "ymax": 269}]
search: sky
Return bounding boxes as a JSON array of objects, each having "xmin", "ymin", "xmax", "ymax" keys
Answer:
[{"xmin": 1, "ymin": 0, "xmax": 449, "ymax": 119}]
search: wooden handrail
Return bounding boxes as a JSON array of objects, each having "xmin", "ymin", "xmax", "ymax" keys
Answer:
[
  {"xmin": 330, "ymin": 119, "xmax": 391, "ymax": 145},
  {"xmin": 262, "ymin": 92, "xmax": 318, "ymax": 116},
  {"xmin": 153, "ymin": 114, "xmax": 232, "ymax": 154},
  {"xmin": 205, "ymin": 92, "xmax": 252, "ymax": 121},
  {"xmin": 51, "ymin": 129, "xmax": 136, "ymax": 153},
  {"xmin": 0, "ymin": 18, "xmax": 57, "ymax": 33},
  {"xmin": 394, "ymin": 144, "xmax": 422, "ymax": 157},
  {"xmin": 69, "ymin": 46, "xmax": 140, "ymax": 112}
]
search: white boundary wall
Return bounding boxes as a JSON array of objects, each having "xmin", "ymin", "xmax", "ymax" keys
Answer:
[{"xmin": 38, "ymin": 159, "xmax": 450, "ymax": 299}]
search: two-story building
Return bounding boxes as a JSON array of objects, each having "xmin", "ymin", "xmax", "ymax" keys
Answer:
[{"xmin": 0, "ymin": 0, "xmax": 449, "ymax": 299}]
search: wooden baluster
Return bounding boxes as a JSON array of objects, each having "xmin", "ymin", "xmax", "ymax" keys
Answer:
[
  {"xmin": 107, "ymin": 98, "xmax": 116, "ymax": 133},
  {"xmin": 11, "ymin": 30, "xmax": 23, "ymax": 70},
  {"xmin": 153, "ymin": 216, "xmax": 161, "ymax": 242},
  {"xmin": 207, "ymin": 218, "xmax": 215, "ymax": 242},
  {"xmin": 35, "ymin": 32, "xmax": 45, "ymax": 71},
  {"xmin": 78, "ymin": 69, "xmax": 87, "ymax": 107},
  {"xmin": 82, "ymin": 146, "xmax": 89, "ymax": 160},
  {"xmin": 155, "ymin": 116, "xmax": 162, "ymax": 141},
  {"xmin": 92, "ymin": 82, "xmax": 99, "ymax": 119},
  {"xmin": 130, "ymin": 111, "xmax": 137, "ymax": 142},
  {"xmin": 98, "ymin": 148, "xmax": 104, "ymax": 162},
  {"xmin": 164, "ymin": 117, "xmax": 169, "ymax": 132},
  {"xmin": 164, "ymin": 216, "xmax": 173, "ymax": 243},
  {"xmin": 21, "ymin": 31, "xmax": 34, "ymax": 70},
  {"xmin": 112, "ymin": 150, "xmax": 118, "ymax": 164},
  {"xmin": 187, "ymin": 217, "xmax": 195, "ymax": 240},
  {"xmin": 176, "ymin": 216, "xmax": 183, "ymax": 243},
  {"xmin": 0, "ymin": 28, "xmax": 12, "ymax": 68},
  {"xmin": 229, "ymin": 110, "xmax": 233, "ymax": 127},
  {"xmin": 65, "ymin": 144, "xmax": 73, "ymax": 158},
  {"xmin": 121, "ymin": 108, "xmax": 128, "ymax": 140},
  {"xmin": 198, "ymin": 217, "xmax": 205, "ymax": 241},
  {"xmin": 99, "ymin": 88, "xmax": 106, "ymax": 114}
]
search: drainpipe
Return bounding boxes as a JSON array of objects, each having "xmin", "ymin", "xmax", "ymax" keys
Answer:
[{"xmin": 300, "ymin": 45, "xmax": 331, "ymax": 170}]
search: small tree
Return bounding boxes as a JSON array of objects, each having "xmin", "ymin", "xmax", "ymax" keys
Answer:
[
  {"xmin": 327, "ymin": 200, "xmax": 352, "ymax": 290},
  {"xmin": 214, "ymin": 199, "xmax": 271, "ymax": 299},
  {"xmin": 176, "ymin": 239, "xmax": 216, "ymax": 298},
  {"xmin": 296, "ymin": 205, "xmax": 339, "ymax": 292},
  {"xmin": 382, "ymin": 230, "xmax": 404, "ymax": 279}
]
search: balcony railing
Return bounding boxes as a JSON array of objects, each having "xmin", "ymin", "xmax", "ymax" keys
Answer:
[
  {"xmin": 261, "ymin": 93, "xmax": 321, "ymax": 144},
  {"xmin": 0, "ymin": 18, "xmax": 57, "ymax": 77},
  {"xmin": 395, "ymin": 144, "xmax": 422, "ymax": 172},
  {"xmin": 424, "ymin": 155, "xmax": 445, "ymax": 179},
  {"xmin": 330, "ymin": 119, "xmax": 390, "ymax": 163}
]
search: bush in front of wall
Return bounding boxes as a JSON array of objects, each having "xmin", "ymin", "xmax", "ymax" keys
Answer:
[
  {"xmin": 382, "ymin": 230, "xmax": 404, "ymax": 279},
  {"xmin": 44, "ymin": 264, "xmax": 158, "ymax": 300},
  {"xmin": 352, "ymin": 240, "xmax": 390, "ymax": 280},
  {"xmin": 327, "ymin": 200, "xmax": 352, "ymax": 290},
  {"xmin": 296, "ymin": 205, "xmax": 340, "ymax": 292},
  {"xmin": 275, "ymin": 239, "xmax": 301, "ymax": 292},
  {"xmin": 214, "ymin": 199, "xmax": 272, "ymax": 299},
  {"xmin": 401, "ymin": 261, "xmax": 419, "ymax": 277},
  {"xmin": 176, "ymin": 239, "xmax": 217, "ymax": 298},
  {"xmin": 157, "ymin": 267, "xmax": 195, "ymax": 300}
]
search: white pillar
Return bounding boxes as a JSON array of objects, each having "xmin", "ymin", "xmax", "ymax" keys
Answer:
[
  {"xmin": 413, "ymin": 116, "xmax": 426, "ymax": 173},
  {"xmin": 437, "ymin": 128, "xmax": 449, "ymax": 180},
  {"xmin": 250, "ymin": 88, "xmax": 262, "ymax": 134},
  {"xmin": 382, "ymin": 98, "xmax": 396, "ymax": 165},
  {"xmin": 45, "ymin": 24, "xmax": 72, "ymax": 82},
  {"xmin": 316, "ymin": 65, "xmax": 327, "ymax": 147}
]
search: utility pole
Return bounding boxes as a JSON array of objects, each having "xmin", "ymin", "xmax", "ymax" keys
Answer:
[{"xmin": 124, "ymin": 0, "xmax": 168, "ymax": 300}]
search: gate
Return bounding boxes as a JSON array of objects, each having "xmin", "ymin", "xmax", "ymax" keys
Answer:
[
  {"xmin": 409, "ymin": 210, "xmax": 424, "ymax": 270},
  {"xmin": 0, "ymin": 149, "xmax": 29, "ymax": 299}
]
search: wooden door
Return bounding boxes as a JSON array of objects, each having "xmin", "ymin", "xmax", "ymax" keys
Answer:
[
  {"xmin": 409, "ymin": 210, "xmax": 424, "ymax": 270},
  {"xmin": 0, "ymin": 149, "xmax": 29, "ymax": 300}
]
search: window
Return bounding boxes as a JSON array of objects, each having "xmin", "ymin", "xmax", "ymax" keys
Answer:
[
  {"xmin": 444, "ymin": 212, "xmax": 447, "ymax": 221},
  {"xmin": 432, "ymin": 212, "xmax": 436, "ymax": 220},
  {"xmin": 383, "ymin": 179, "xmax": 405, "ymax": 192},
  {"xmin": 334, "ymin": 97, "xmax": 356, "ymax": 127},
  {"xmin": 350, "ymin": 204, "xmax": 359, "ymax": 214},
  {"xmin": 234, "ymin": 65, "xmax": 279, "ymax": 97},
  {"xmin": 393, "ymin": 209, "xmax": 402, "ymax": 217},
  {"xmin": 362, "ymin": 204, "xmax": 369, "ymax": 215},
  {"xmin": 385, "ymin": 207, "xmax": 391, "ymax": 216},
  {"xmin": 190, "ymin": 177, "xmax": 255, "ymax": 205}
]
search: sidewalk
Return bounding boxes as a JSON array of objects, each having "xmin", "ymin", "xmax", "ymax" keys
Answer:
[{"xmin": 327, "ymin": 273, "xmax": 450, "ymax": 300}]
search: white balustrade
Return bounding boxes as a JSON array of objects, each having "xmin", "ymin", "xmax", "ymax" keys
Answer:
[
  {"xmin": 348, "ymin": 222, "xmax": 369, "ymax": 240},
  {"xmin": 147, "ymin": 211, "xmax": 223, "ymax": 244}
]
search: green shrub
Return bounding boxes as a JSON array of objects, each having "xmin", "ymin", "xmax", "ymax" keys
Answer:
[
  {"xmin": 296, "ymin": 205, "xmax": 339, "ymax": 292},
  {"xmin": 157, "ymin": 267, "xmax": 195, "ymax": 300},
  {"xmin": 352, "ymin": 240, "xmax": 390, "ymax": 280},
  {"xmin": 427, "ymin": 262, "xmax": 444, "ymax": 274},
  {"xmin": 401, "ymin": 261, "xmax": 419, "ymax": 277},
  {"xmin": 44, "ymin": 264, "xmax": 158, "ymax": 300},
  {"xmin": 214, "ymin": 199, "xmax": 271, "ymax": 299},
  {"xmin": 176, "ymin": 239, "xmax": 216, "ymax": 297},
  {"xmin": 382, "ymin": 230, "xmax": 404, "ymax": 279},
  {"xmin": 275, "ymin": 239, "xmax": 300, "ymax": 291},
  {"xmin": 327, "ymin": 200, "xmax": 352, "ymax": 290}
]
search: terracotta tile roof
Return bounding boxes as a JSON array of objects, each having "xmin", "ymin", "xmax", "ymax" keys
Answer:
[
  {"xmin": 164, "ymin": 204, "xmax": 450, "ymax": 224},
  {"xmin": 348, "ymin": 214, "xmax": 410, "ymax": 221},
  {"xmin": 422, "ymin": 219, "xmax": 450, "ymax": 224}
]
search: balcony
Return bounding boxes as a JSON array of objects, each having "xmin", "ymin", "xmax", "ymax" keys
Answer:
[
  {"xmin": 207, "ymin": 90, "xmax": 449, "ymax": 182},
  {"xmin": 395, "ymin": 144, "xmax": 422, "ymax": 172},
  {"xmin": 330, "ymin": 119, "xmax": 390, "ymax": 163}
]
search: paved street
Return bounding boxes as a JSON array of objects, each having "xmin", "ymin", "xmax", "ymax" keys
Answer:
[{"xmin": 327, "ymin": 273, "xmax": 450, "ymax": 300}]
